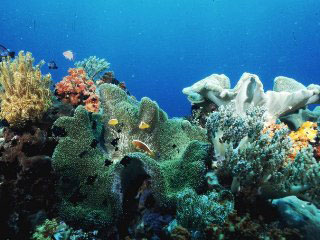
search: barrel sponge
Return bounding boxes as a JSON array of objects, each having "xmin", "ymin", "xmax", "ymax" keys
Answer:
[
  {"xmin": 52, "ymin": 106, "xmax": 122, "ymax": 227},
  {"xmin": 122, "ymin": 140, "xmax": 209, "ymax": 207},
  {"xmin": 0, "ymin": 51, "xmax": 52, "ymax": 127}
]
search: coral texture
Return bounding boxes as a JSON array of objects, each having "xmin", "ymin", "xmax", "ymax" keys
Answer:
[
  {"xmin": 99, "ymin": 83, "xmax": 207, "ymax": 163},
  {"xmin": 0, "ymin": 51, "xmax": 52, "ymax": 127},
  {"xmin": 183, "ymin": 72, "xmax": 320, "ymax": 122},
  {"xmin": 175, "ymin": 188, "xmax": 234, "ymax": 233},
  {"xmin": 74, "ymin": 56, "xmax": 110, "ymax": 81},
  {"xmin": 207, "ymin": 104, "xmax": 320, "ymax": 205},
  {"xmin": 55, "ymin": 68, "xmax": 99, "ymax": 112},
  {"xmin": 52, "ymin": 106, "xmax": 122, "ymax": 228}
]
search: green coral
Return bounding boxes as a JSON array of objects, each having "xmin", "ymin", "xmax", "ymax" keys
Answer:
[
  {"xmin": 124, "ymin": 140, "xmax": 209, "ymax": 207},
  {"xmin": 100, "ymin": 83, "xmax": 207, "ymax": 163},
  {"xmin": 52, "ymin": 106, "xmax": 122, "ymax": 227},
  {"xmin": 74, "ymin": 56, "xmax": 110, "ymax": 80},
  {"xmin": 32, "ymin": 219, "xmax": 97, "ymax": 240},
  {"xmin": 176, "ymin": 188, "xmax": 234, "ymax": 234},
  {"xmin": 52, "ymin": 84, "xmax": 211, "ymax": 228}
]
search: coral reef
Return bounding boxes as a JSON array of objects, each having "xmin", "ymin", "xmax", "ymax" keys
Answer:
[
  {"xmin": 175, "ymin": 188, "xmax": 234, "ymax": 235},
  {"xmin": 55, "ymin": 68, "xmax": 99, "ymax": 112},
  {"xmin": 1, "ymin": 51, "xmax": 319, "ymax": 240},
  {"xmin": 273, "ymin": 196, "xmax": 320, "ymax": 240},
  {"xmin": 207, "ymin": 104, "xmax": 320, "ymax": 205},
  {"xmin": 32, "ymin": 219, "xmax": 99, "ymax": 240},
  {"xmin": 0, "ymin": 51, "xmax": 52, "ymax": 127},
  {"xmin": 288, "ymin": 121, "xmax": 318, "ymax": 159},
  {"xmin": 205, "ymin": 211, "xmax": 302, "ymax": 239},
  {"xmin": 99, "ymin": 83, "xmax": 207, "ymax": 164},
  {"xmin": 280, "ymin": 107, "xmax": 320, "ymax": 130},
  {"xmin": 0, "ymin": 125, "xmax": 57, "ymax": 238},
  {"xmin": 183, "ymin": 72, "xmax": 320, "ymax": 122},
  {"xmin": 74, "ymin": 56, "xmax": 110, "ymax": 81},
  {"xmin": 51, "ymin": 106, "xmax": 122, "ymax": 228}
]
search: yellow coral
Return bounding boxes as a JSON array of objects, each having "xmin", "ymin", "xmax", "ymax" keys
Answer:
[
  {"xmin": 0, "ymin": 51, "xmax": 52, "ymax": 127},
  {"xmin": 288, "ymin": 121, "xmax": 318, "ymax": 160}
]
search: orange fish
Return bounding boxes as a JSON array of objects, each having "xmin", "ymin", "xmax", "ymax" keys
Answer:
[
  {"xmin": 132, "ymin": 140, "xmax": 154, "ymax": 157},
  {"xmin": 63, "ymin": 50, "xmax": 75, "ymax": 61}
]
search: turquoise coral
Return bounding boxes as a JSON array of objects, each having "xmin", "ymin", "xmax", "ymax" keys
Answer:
[
  {"xmin": 207, "ymin": 104, "xmax": 320, "ymax": 206},
  {"xmin": 74, "ymin": 56, "xmax": 110, "ymax": 81},
  {"xmin": 176, "ymin": 187, "xmax": 234, "ymax": 234}
]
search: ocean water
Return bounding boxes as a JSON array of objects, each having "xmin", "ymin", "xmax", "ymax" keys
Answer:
[{"xmin": 1, "ymin": 0, "xmax": 320, "ymax": 117}]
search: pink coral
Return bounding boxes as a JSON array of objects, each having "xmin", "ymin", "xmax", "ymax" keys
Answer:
[{"xmin": 55, "ymin": 68, "xmax": 100, "ymax": 112}]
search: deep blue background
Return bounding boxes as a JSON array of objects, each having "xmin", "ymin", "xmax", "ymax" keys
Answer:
[{"xmin": 1, "ymin": 0, "xmax": 320, "ymax": 117}]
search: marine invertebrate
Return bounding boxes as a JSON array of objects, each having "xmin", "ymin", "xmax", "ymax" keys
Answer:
[
  {"xmin": 175, "ymin": 188, "xmax": 234, "ymax": 235},
  {"xmin": 288, "ymin": 121, "xmax": 318, "ymax": 160},
  {"xmin": 207, "ymin": 104, "xmax": 320, "ymax": 205},
  {"xmin": 100, "ymin": 83, "xmax": 207, "ymax": 164},
  {"xmin": 52, "ymin": 106, "xmax": 122, "ymax": 228},
  {"xmin": 183, "ymin": 72, "xmax": 320, "ymax": 122},
  {"xmin": 0, "ymin": 51, "xmax": 52, "ymax": 127},
  {"xmin": 32, "ymin": 219, "xmax": 98, "ymax": 240},
  {"xmin": 74, "ymin": 56, "xmax": 110, "ymax": 80},
  {"xmin": 55, "ymin": 68, "xmax": 99, "ymax": 112},
  {"xmin": 0, "ymin": 125, "xmax": 57, "ymax": 238}
]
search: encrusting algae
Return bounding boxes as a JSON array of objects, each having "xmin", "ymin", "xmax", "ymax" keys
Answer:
[{"xmin": 0, "ymin": 51, "xmax": 52, "ymax": 127}]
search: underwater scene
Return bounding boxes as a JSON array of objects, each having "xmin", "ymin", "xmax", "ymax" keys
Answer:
[{"xmin": 1, "ymin": 0, "xmax": 320, "ymax": 239}]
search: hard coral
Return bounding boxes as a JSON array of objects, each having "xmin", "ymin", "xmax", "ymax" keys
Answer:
[
  {"xmin": 0, "ymin": 51, "xmax": 52, "ymax": 127},
  {"xmin": 55, "ymin": 68, "xmax": 100, "ymax": 112}
]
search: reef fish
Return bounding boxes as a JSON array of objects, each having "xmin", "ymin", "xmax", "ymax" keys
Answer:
[
  {"xmin": 139, "ymin": 121, "xmax": 150, "ymax": 129},
  {"xmin": 63, "ymin": 50, "xmax": 74, "ymax": 61},
  {"xmin": 48, "ymin": 60, "xmax": 58, "ymax": 69},
  {"xmin": 108, "ymin": 118, "xmax": 119, "ymax": 126},
  {"xmin": 132, "ymin": 140, "xmax": 155, "ymax": 157},
  {"xmin": 0, "ymin": 44, "xmax": 15, "ymax": 62}
]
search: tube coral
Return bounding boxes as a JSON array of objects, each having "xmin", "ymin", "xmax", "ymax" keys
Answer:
[{"xmin": 0, "ymin": 51, "xmax": 52, "ymax": 127}]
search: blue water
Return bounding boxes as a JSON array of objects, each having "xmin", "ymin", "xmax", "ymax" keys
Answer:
[{"xmin": 1, "ymin": 0, "xmax": 320, "ymax": 117}]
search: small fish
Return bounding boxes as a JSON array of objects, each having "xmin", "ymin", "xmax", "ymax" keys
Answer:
[
  {"xmin": 132, "ymin": 140, "xmax": 155, "ymax": 157},
  {"xmin": 108, "ymin": 118, "xmax": 119, "ymax": 126},
  {"xmin": 139, "ymin": 121, "xmax": 150, "ymax": 130},
  {"xmin": 0, "ymin": 44, "xmax": 15, "ymax": 62},
  {"xmin": 63, "ymin": 50, "xmax": 74, "ymax": 61},
  {"xmin": 48, "ymin": 60, "xmax": 58, "ymax": 69}
]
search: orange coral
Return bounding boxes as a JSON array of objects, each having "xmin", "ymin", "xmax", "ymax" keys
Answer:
[
  {"xmin": 55, "ymin": 68, "xmax": 99, "ymax": 112},
  {"xmin": 288, "ymin": 121, "xmax": 318, "ymax": 160}
]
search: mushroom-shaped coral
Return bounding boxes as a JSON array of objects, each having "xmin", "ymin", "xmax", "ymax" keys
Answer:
[
  {"xmin": 0, "ymin": 51, "xmax": 52, "ymax": 127},
  {"xmin": 183, "ymin": 72, "xmax": 320, "ymax": 123}
]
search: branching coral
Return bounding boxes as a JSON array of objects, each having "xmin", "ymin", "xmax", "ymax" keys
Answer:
[
  {"xmin": 55, "ymin": 68, "xmax": 99, "ymax": 112},
  {"xmin": 207, "ymin": 104, "xmax": 320, "ymax": 205},
  {"xmin": 176, "ymin": 188, "xmax": 234, "ymax": 234},
  {"xmin": 0, "ymin": 51, "xmax": 52, "ymax": 127},
  {"xmin": 74, "ymin": 56, "xmax": 110, "ymax": 81}
]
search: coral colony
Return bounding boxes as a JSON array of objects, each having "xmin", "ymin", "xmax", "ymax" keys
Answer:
[{"xmin": 0, "ymin": 51, "xmax": 319, "ymax": 239}]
